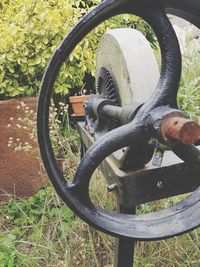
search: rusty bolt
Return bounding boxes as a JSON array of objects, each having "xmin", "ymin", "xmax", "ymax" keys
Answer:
[{"xmin": 161, "ymin": 116, "xmax": 200, "ymax": 144}]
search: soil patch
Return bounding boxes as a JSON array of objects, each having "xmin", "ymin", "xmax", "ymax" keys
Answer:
[{"xmin": 0, "ymin": 97, "xmax": 47, "ymax": 201}]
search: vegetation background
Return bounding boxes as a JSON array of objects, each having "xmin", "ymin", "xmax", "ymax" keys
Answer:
[
  {"xmin": 0, "ymin": 0, "xmax": 154, "ymax": 98},
  {"xmin": 0, "ymin": 0, "xmax": 200, "ymax": 266}
]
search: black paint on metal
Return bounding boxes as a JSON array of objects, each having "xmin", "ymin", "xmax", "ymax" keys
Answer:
[
  {"xmin": 77, "ymin": 121, "xmax": 200, "ymax": 207},
  {"xmin": 114, "ymin": 206, "xmax": 136, "ymax": 267}
]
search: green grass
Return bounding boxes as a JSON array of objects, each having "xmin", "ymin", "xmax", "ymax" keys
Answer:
[
  {"xmin": 178, "ymin": 38, "xmax": 200, "ymax": 122},
  {"xmin": 0, "ymin": 179, "xmax": 200, "ymax": 266},
  {"xmin": 0, "ymin": 184, "xmax": 114, "ymax": 267}
]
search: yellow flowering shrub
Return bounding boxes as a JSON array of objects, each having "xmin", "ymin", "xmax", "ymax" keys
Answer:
[{"xmin": 0, "ymin": 0, "xmax": 155, "ymax": 98}]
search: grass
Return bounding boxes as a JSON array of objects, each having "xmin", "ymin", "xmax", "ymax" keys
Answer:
[
  {"xmin": 0, "ymin": 183, "xmax": 114, "ymax": 267},
  {"xmin": 0, "ymin": 179, "xmax": 200, "ymax": 266},
  {"xmin": 0, "ymin": 29, "xmax": 200, "ymax": 267},
  {"xmin": 178, "ymin": 36, "xmax": 200, "ymax": 122}
]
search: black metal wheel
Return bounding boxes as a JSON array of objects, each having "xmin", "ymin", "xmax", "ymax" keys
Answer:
[{"xmin": 37, "ymin": 0, "xmax": 200, "ymax": 241}]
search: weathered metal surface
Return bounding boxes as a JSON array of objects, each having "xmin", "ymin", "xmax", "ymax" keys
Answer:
[
  {"xmin": 37, "ymin": 0, "xmax": 200, "ymax": 245},
  {"xmin": 161, "ymin": 115, "xmax": 200, "ymax": 144},
  {"xmin": 77, "ymin": 122, "xmax": 200, "ymax": 207},
  {"xmin": 114, "ymin": 205, "xmax": 136, "ymax": 267}
]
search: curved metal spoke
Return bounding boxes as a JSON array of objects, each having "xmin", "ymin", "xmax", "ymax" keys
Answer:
[
  {"xmin": 139, "ymin": 10, "xmax": 181, "ymax": 112},
  {"xmin": 72, "ymin": 122, "xmax": 147, "ymax": 192},
  {"xmin": 172, "ymin": 144, "xmax": 200, "ymax": 164}
]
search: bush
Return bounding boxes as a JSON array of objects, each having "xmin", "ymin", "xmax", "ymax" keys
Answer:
[{"xmin": 0, "ymin": 0, "xmax": 155, "ymax": 98}]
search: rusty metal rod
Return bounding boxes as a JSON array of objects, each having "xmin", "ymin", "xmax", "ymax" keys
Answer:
[{"xmin": 161, "ymin": 116, "xmax": 200, "ymax": 144}]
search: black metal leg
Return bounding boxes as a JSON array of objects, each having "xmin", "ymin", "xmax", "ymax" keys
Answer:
[{"xmin": 114, "ymin": 206, "xmax": 136, "ymax": 267}]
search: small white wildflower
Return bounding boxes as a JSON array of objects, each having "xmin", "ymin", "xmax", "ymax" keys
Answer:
[
  {"xmin": 17, "ymin": 106, "xmax": 20, "ymax": 110},
  {"xmin": 23, "ymin": 126, "xmax": 28, "ymax": 130},
  {"xmin": 24, "ymin": 146, "xmax": 32, "ymax": 152},
  {"xmin": 9, "ymin": 137, "xmax": 13, "ymax": 140},
  {"xmin": 9, "ymin": 117, "xmax": 14, "ymax": 121},
  {"xmin": 14, "ymin": 147, "xmax": 21, "ymax": 152},
  {"xmin": 20, "ymin": 101, "xmax": 26, "ymax": 107},
  {"xmin": 7, "ymin": 144, "xmax": 11, "ymax": 148},
  {"xmin": 29, "ymin": 110, "xmax": 34, "ymax": 114},
  {"xmin": 16, "ymin": 124, "xmax": 22, "ymax": 128},
  {"xmin": 16, "ymin": 138, "xmax": 20, "ymax": 142},
  {"xmin": 18, "ymin": 117, "xmax": 22, "ymax": 121},
  {"xmin": 7, "ymin": 124, "xmax": 11, "ymax": 128}
]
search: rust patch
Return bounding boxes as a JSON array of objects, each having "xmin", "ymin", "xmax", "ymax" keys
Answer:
[{"xmin": 161, "ymin": 115, "xmax": 200, "ymax": 144}]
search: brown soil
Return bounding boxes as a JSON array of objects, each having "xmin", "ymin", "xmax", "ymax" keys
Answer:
[{"xmin": 0, "ymin": 97, "xmax": 47, "ymax": 201}]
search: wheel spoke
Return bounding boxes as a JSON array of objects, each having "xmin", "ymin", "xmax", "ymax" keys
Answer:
[
  {"xmin": 72, "ymin": 122, "xmax": 147, "ymax": 199},
  {"xmin": 172, "ymin": 144, "xmax": 200, "ymax": 164}
]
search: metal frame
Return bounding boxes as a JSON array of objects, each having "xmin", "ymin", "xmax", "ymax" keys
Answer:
[{"xmin": 37, "ymin": 0, "xmax": 200, "ymax": 266}]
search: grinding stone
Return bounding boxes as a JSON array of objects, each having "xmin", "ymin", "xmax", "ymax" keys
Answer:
[{"xmin": 96, "ymin": 28, "xmax": 159, "ymax": 107}]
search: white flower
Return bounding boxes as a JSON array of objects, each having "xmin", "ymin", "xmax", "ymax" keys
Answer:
[
  {"xmin": 20, "ymin": 102, "xmax": 26, "ymax": 107},
  {"xmin": 15, "ymin": 147, "xmax": 21, "ymax": 152}
]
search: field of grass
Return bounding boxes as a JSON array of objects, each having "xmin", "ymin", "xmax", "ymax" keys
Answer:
[
  {"xmin": 0, "ymin": 178, "xmax": 200, "ymax": 266},
  {"xmin": 0, "ymin": 30, "xmax": 200, "ymax": 267}
]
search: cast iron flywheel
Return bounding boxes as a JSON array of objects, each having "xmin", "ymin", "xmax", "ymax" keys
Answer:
[{"xmin": 37, "ymin": 0, "xmax": 200, "ymax": 241}]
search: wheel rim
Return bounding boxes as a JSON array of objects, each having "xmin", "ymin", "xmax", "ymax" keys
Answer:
[{"xmin": 37, "ymin": 0, "xmax": 200, "ymax": 240}]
